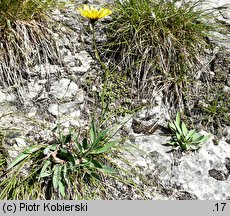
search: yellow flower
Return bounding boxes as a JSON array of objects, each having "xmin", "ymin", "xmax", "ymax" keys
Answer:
[{"xmin": 77, "ymin": 4, "xmax": 112, "ymax": 22}]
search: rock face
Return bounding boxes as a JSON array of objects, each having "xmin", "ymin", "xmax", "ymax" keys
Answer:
[{"xmin": 122, "ymin": 110, "xmax": 230, "ymax": 199}]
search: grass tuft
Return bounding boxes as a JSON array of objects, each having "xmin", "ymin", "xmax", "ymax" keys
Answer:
[
  {"xmin": 0, "ymin": 0, "xmax": 65, "ymax": 97},
  {"xmin": 103, "ymin": 0, "xmax": 217, "ymax": 106}
]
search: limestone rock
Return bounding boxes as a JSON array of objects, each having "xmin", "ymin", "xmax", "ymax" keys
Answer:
[
  {"xmin": 48, "ymin": 102, "xmax": 81, "ymax": 117},
  {"xmin": 126, "ymin": 120, "xmax": 230, "ymax": 199},
  {"xmin": 49, "ymin": 78, "xmax": 82, "ymax": 101},
  {"xmin": 27, "ymin": 80, "xmax": 47, "ymax": 100},
  {"xmin": 73, "ymin": 51, "xmax": 94, "ymax": 74},
  {"xmin": 0, "ymin": 90, "xmax": 16, "ymax": 103}
]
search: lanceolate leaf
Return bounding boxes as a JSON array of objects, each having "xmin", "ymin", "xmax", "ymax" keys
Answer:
[
  {"xmin": 58, "ymin": 179, "xmax": 65, "ymax": 197},
  {"xmin": 91, "ymin": 172, "xmax": 101, "ymax": 181},
  {"xmin": 82, "ymin": 138, "xmax": 88, "ymax": 150},
  {"xmin": 23, "ymin": 145, "xmax": 44, "ymax": 154},
  {"xmin": 39, "ymin": 160, "xmax": 51, "ymax": 180},
  {"xmin": 192, "ymin": 134, "xmax": 210, "ymax": 144},
  {"xmin": 172, "ymin": 112, "xmax": 182, "ymax": 134},
  {"xmin": 168, "ymin": 122, "xmax": 177, "ymax": 132},
  {"xmin": 199, "ymin": 135, "xmax": 210, "ymax": 143},
  {"xmin": 91, "ymin": 129, "xmax": 109, "ymax": 149},
  {"xmin": 43, "ymin": 144, "xmax": 57, "ymax": 155},
  {"xmin": 185, "ymin": 129, "xmax": 196, "ymax": 140},
  {"xmin": 52, "ymin": 164, "xmax": 60, "ymax": 190},
  {"xmin": 91, "ymin": 141, "xmax": 117, "ymax": 154},
  {"xmin": 96, "ymin": 130, "xmax": 109, "ymax": 143},
  {"xmin": 63, "ymin": 163, "xmax": 70, "ymax": 186},
  {"xmin": 191, "ymin": 133, "xmax": 205, "ymax": 142},
  {"xmin": 6, "ymin": 153, "xmax": 28, "ymax": 170},
  {"xmin": 63, "ymin": 133, "xmax": 71, "ymax": 144},
  {"xmin": 59, "ymin": 166, "xmax": 66, "ymax": 197},
  {"xmin": 74, "ymin": 140, "xmax": 83, "ymax": 153},
  {"xmin": 176, "ymin": 132, "xmax": 181, "ymax": 141},
  {"xmin": 176, "ymin": 112, "xmax": 181, "ymax": 126},
  {"xmin": 90, "ymin": 159, "xmax": 103, "ymax": 169},
  {"xmin": 7, "ymin": 145, "xmax": 44, "ymax": 170},
  {"xmin": 181, "ymin": 122, "xmax": 188, "ymax": 136},
  {"xmin": 99, "ymin": 165, "xmax": 116, "ymax": 174},
  {"xmin": 176, "ymin": 112, "xmax": 180, "ymax": 123},
  {"xmin": 90, "ymin": 121, "xmax": 97, "ymax": 144}
]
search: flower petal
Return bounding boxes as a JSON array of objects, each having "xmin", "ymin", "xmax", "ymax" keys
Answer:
[{"xmin": 77, "ymin": 4, "xmax": 112, "ymax": 21}]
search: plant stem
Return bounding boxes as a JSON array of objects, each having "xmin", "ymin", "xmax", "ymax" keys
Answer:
[{"xmin": 92, "ymin": 22, "xmax": 109, "ymax": 116}]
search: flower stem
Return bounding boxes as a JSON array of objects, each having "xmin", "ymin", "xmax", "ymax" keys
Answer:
[{"xmin": 92, "ymin": 22, "xmax": 109, "ymax": 113}]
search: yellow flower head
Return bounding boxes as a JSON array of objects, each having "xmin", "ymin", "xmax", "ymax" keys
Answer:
[{"xmin": 77, "ymin": 4, "xmax": 112, "ymax": 22}]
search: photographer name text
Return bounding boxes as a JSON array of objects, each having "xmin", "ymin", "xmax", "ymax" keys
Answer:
[{"xmin": 2, "ymin": 202, "xmax": 88, "ymax": 213}]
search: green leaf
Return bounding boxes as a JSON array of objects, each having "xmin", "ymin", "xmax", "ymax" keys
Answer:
[
  {"xmin": 96, "ymin": 130, "xmax": 109, "ymax": 143},
  {"xmin": 44, "ymin": 144, "xmax": 57, "ymax": 155},
  {"xmin": 191, "ymin": 134, "xmax": 205, "ymax": 142},
  {"xmin": 39, "ymin": 160, "xmax": 51, "ymax": 180},
  {"xmin": 63, "ymin": 163, "xmax": 70, "ymax": 186},
  {"xmin": 181, "ymin": 122, "xmax": 188, "ymax": 136},
  {"xmin": 91, "ymin": 129, "xmax": 109, "ymax": 149},
  {"xmin": 59, "ymin": 180, "xmax": 65, "ymax": 197},
  {"xmin": 50, "ymin": 144, "xmax": 57, "ymax": 151},
  {"xmin": 91, "ymin": 141, "xmax": 117, "ymax": 154},
  {"xmin": 176, "ymin": 132, "xmax": 181, "ymax": 140},
  {"xmin": 74, "ymin": 140, "xmax": 83, "ymax": 153},
  {"xmin": 181, "ymin": 142, "xmax": 187, "ymax": 150},
  {"xmin": 191, "ymin": 134, "xmax": 210, "ymax": 144},
  {"xmin": 90, "ymin": 159, "xmax": 103, "ymax": 169},
  {"xmin": 59, "ymin": 131, "xmax": 64, "ymax": 143},
  {"xmin": 73, "ymin": 128, "xmax": 80, "ymax": 143},
  {"xmin": 52, "ymin": 164, "xmax": 60, "ymax": 190},
  {"xmin": 79, "ymin": 158, "xmax": 91, "ymax": 167},
  {"xmin": 6, "ymin": 19, "xmax": 11, "ymax": 29},
  {"xmin": 185, "ymin": 129, "xmax": 196, "ymax": 140},
  {"xmin": 7, "ymin": 153, "xmax": 28, "ymax": 170},
  {"xmin": 176, "ymin": 112, "xmax": 180, "ymax": 126},
  {"xmin": 91, "ymin": 172, "xmax": 101, "ymax": 181},
  {"xmin": 59, "ymin": 148, "xmax": 69, "ymax": 160},
  {"xmin": 82, "ymin": 138, "xmax": 88, "ymax": 150},
  {"xmin": 199, "ymin": 135, "xmax": 210, "ymax": 143},
  {"xmin": 90, "ymin": 121, "xmax": 97, "ymax": 144},
  {"xmin": 24, "ymin": 145, "xmax": 44, "ymax": 154},
  {"xmin": 190, "ymin": 144, "xmax": 201, "ymax": 150},
  {"xmin": 39, "ymin": 171, "xmax": 52, "ymax": 179},
  {"xmin": 7, "ymin": 145, "xmax": 44, "ymax": 170},
  {"xmin": 43, "ymin": 146, "xmax": 50, "ymax": 155},
  {"xmin": 63, "ymin": 134, "xmax": 72, "ymax": 144},
  {"xmin": 168, "ymin": 122, "xmax": 177, "ymax": 132},
  {"xmin": 190, "ymin": 132, "xmax": 201, "ymax": 140},
  {"xmin": 58, "ymin": 167, "xmax": 66, "ymax": 197},
  {"xmin": 175, "ymin": 112, "xmax": 182, "ymax": 134},
  {"xmin": 99, "ymin": 165, "xmax": 116, "ymax": 174}
]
